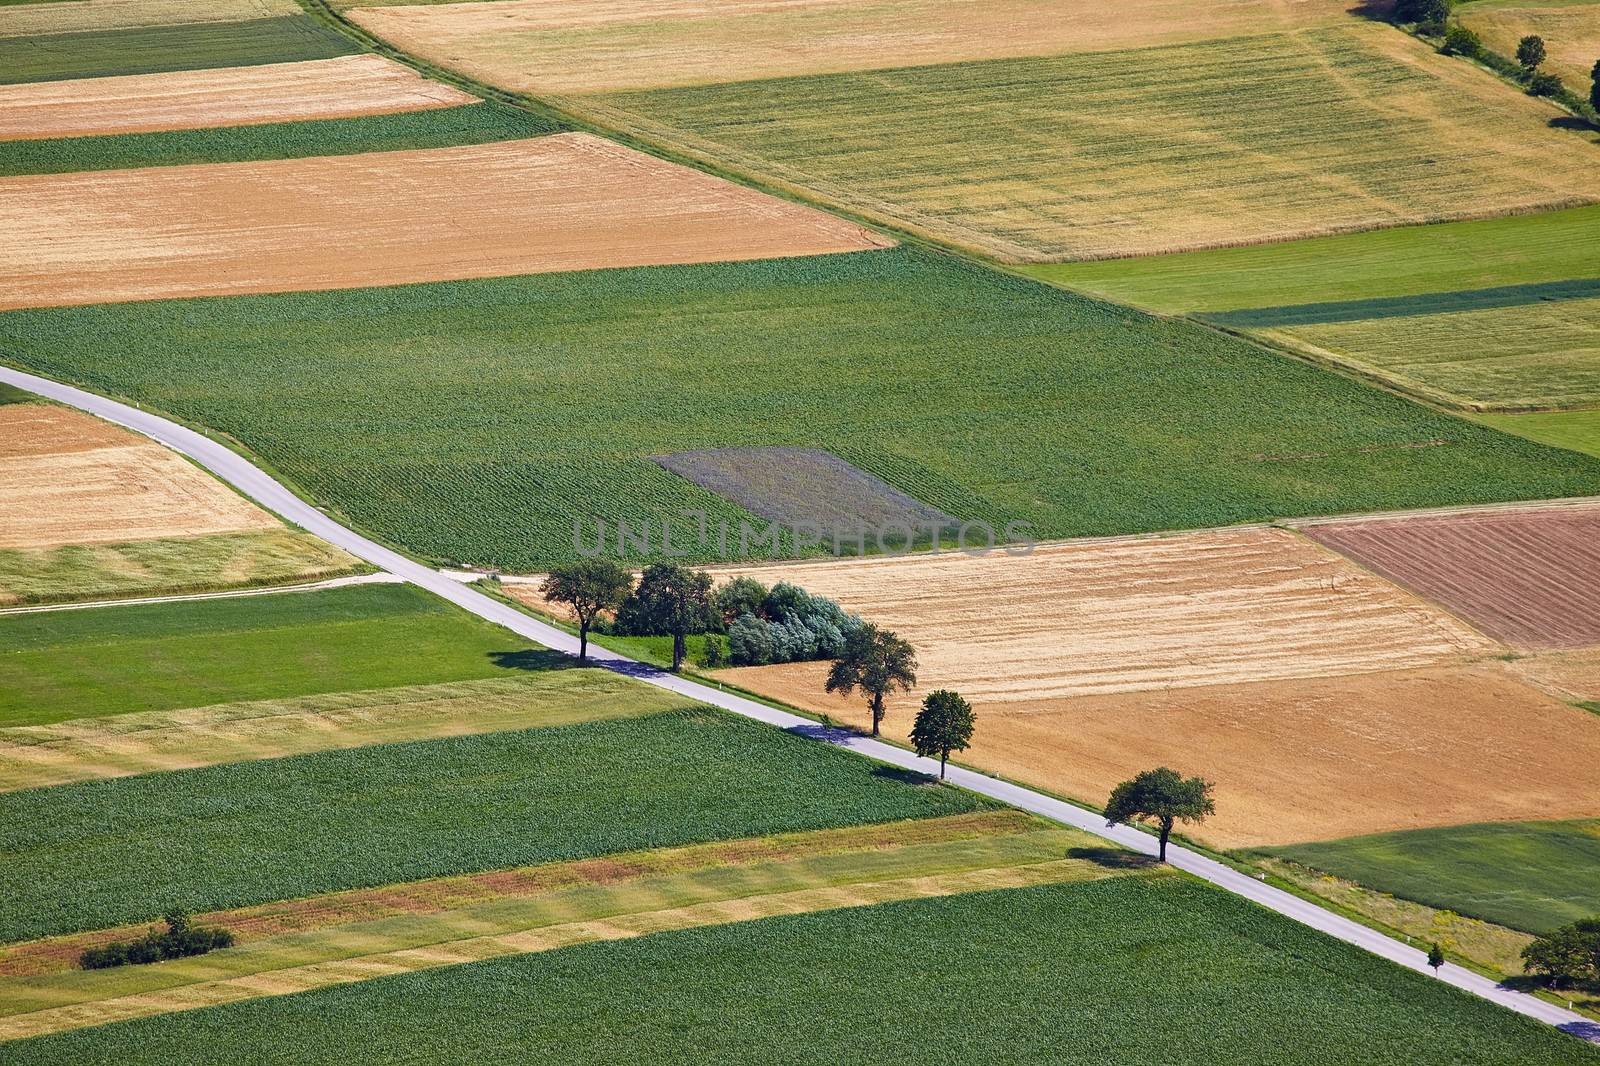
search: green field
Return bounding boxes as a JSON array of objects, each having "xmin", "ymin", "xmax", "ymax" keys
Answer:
[
  {"xmin": 0, "ymin": 583, "xmax": 555, "ymax": 726},
  {"xmin": 0, "ymin": 708, "xmax": 987, "ymax": 941},
  {"xmin": 582, "ymin": 25, "xmax": 1600, "ymax": 261},
  {"xmin": 4, "ymin": 247, "xmax": 1597, "ymax": 570},
  {"xmin": 1480, "ymin": 408, "xmax": 1600, "ymax": 458},
  {"xmin": 0, "ymin": 102, "xmax": 560, "ymax": 176},
  {"xmin": 1023, "ymin": 205, "xmax": 1600, "ymax": 314},
  {"xmin": 1262, "ymin": 819, "xmax": 1600, "ymax": 934},
  {"xmin": 0, "ymin": 16, "xmax": 356, "ymax": 84},
  {"xmin": 6, "ymin": 877, "xmax": 1591, "ymax": 1065}
]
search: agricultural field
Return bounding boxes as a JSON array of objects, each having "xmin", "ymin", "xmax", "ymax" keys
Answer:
[
  {"xmin": 0, "ymin": 707, "xmax": 988, "ymax": 941},
  {"xmin": 0, "ymin": 402, "xmax": 355, "ymax": 603},
  {"xmin": 1482, "ymin": 408, "xmax": 1600, "ymax": 459},
  {"xmin": 3, "ymin": 248, "xmax": 1596, "ymax": 571},
  {"xmin": 0, "ymin": 100, "xmax": 559, "ymax": 176},
  {"xmin": 1301, "ymin": 503, "xmax": 1600, "ymax": 648},
  {"xmin": 0, "ymin": 0, "xmax": 300, "ymax": 38},
  {"xmin": 568, "ymin": 23, "xmax": 1600, "ymax": 260},
  {"xmin": 1460, "ymin": 0, "xmax": 1600, "ymax": 89},
  {"xmin": 0, "ymin": 17, "xmax": 357, "ymax": 84},
  {"xmin": 0, "ymin": 582, "xmax": 558, "ymax": 726},
  {"xmin": 0, "ymin": 55, "xmax": 476, "ymax": 141},
  {"xmin": 1263, "ymin": 818, "xmax": 1600, "ymax": 934},
  {"xmin": 0, "ymin": 133, "xmax": 890, "ymax": 309},
  {"xmin": 346, "ymin": 0, "xmax": 1354, "ymax": 95},
  {"xmin": 4, "ymin": 878, "xmax": 1592, "ymax": 1065}
]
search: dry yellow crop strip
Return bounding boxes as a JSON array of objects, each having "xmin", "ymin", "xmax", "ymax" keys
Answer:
[{"xmin": 0, "ymin": 0, "xmax": 298, "ymax": 38}]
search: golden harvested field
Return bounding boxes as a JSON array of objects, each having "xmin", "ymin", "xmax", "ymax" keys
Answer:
[
  {"xmin": 727, "ymin": 660, "xmax": 1600, "ymax": 846},
  {"xmin": 0, "ymin": 404, "xmax": 278, "ymax": 550},
  {"xmin": 348, "ymin": 0, "xmax": 1351, "ymax": 95},
  {"xmin": 710, "ymin": 528, "xmax": 1495, "ymax": 702},
  {"xmin": 0, "ymin": 0, "xmax": 298, "ymax": 38},
  {"xmin": 0, "ymin": 133, "xmax": 891, "ymax": 309},
  {"xmin": 579, "ymin": 23, "xmax": 1600, "ymax": 260},
  {"xmin": 1461, "ymin": 0, "xmax": 1600, "ymax": 89},
  {"xmin": 0, "ymin": 55, "xmax": 477, "ymax": 141}
]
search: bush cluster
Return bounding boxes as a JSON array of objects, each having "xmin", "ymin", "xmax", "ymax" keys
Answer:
[
  {"xmin": 723, "ymin": 581, "xmax": 862, "ymax": 667},
  {"xmin": 80, "ymin": 910, "xmax": 234, "ymax": 970}
]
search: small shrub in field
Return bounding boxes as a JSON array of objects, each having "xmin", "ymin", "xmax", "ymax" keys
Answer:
[
  {"xmin": 80, "ymin": 910, "xmax": 234, "ymax": 970},
  {"xmin": 1528, "ymin": 71, "xmax": 1563, "ymax": 97},
  {"xmin": 1441, "ymin": 26, "xmax": 1481, "ymax": 58}
]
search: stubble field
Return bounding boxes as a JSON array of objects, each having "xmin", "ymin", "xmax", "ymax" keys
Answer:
[
  {"xmin": 0, "ymin": 0, "xmax": 299, "ymax": 38},
  {"xmin": 1460, "ymin": 0, "xmax": 1600, "ymax": 89}
]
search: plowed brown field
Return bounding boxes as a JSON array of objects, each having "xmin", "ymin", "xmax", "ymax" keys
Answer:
[
  {"xmin": 725, "ymin": 660, "xmax": 1600, "ymax": 846},
  {"xmin": 0, "ymin": 55, "xmax": 476, "ymax": 141},
  {"xmin": 710, "ymin": 528, "xmax": 1495, "ymax": 701},
  {"xmin": 0, "ymin": 404, "xmax": 277, "ymax": 549},
  {"xmin": 0, "ymin": 133, "xmax": 891, "ymax": 308},
  {"xmin": 349, "ymin": 0, "xmax": 1349, "ymax": 95},
  {"xmin": 1302, "ymin": 505, "xmax": 1600, "ymax": 649}
]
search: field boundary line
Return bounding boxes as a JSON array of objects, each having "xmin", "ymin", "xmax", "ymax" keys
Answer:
[
  {"xmin": 0, "ymin": 571, "xmax": 402, "ymax": 616},
  {"xmin": 2, "ymin": 364, "xmax": 1593, "ymax": 1044}
]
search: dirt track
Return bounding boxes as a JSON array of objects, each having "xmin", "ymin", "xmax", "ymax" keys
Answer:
[
  {"xmin": 1304, "ymin": 505, "xmax": 1600, "ymax": 649},
  {"xmin": 724, "ymin": 659, "xmax": 1600, "ymax": 847},
  {"xmin": 711, "ymin": 528, "xmax": 1495, "ymax": 701},
  {"xmin": 0, "ymin": 405, "xmax": 277, "ymax": 549},
  {"xmin": 351, "ymin": 0, "xmax": 1349, "ymax": 95},
  {"xmin": 0, "ymin": 55, "xmax": 476, "ymax": 141},
  {"xmin": 0, "ymin": 133, "xmax": 891, "ymax": 308}
]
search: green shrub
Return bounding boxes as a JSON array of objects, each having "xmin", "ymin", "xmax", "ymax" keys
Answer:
[
  {"xmin": 1528, "ymin": 71, "xmax": 1563, "ymax": 97},
  {"xmin": 1441, "ymin": 25, "xmax": 1481, "ymax": 58},
  {"xmin": 79, "ymin": 911, "xmax": 235, "ymax": 970}
]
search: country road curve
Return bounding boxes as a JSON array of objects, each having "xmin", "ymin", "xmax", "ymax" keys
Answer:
[{"xmin": 3, "ymin": 363, "xmax": 1595, "ymax": 1045}]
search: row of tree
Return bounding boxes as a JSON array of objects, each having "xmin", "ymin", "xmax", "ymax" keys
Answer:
[{"xmin": 1407, "ymin": 0, "xmax": 1600, "ymax": 111}]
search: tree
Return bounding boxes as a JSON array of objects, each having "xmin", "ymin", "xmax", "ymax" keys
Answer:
[
  {"xmin": 1441, "ymin": 24, "xmax": 1481, "ymax": 57},
  {"xmin": 713, "ymin": 576, "xmax": 767, "ymax": 625},
  {"xmin": 1103, "ymin": 767, "xmax": 1215, "ymax": 862},
  {"xmin": 541, "ymin": 558, "xmax": 633, "ymax": 664},
  {"xmin": 1590, "ymin": 57, "xmax": 1600, "ymax": 111},
  {"xmin": 1427, "ymin": 942, "xmax": 1446, "ymax": 973},
  {"xmin": 1528, "ymin": 70, "xmax": 1563, "ymax": 97},
  {"xmin": 628, "ymin": 563, "xmax": 714, "ymax": 672},
  {"xmin": 1393, "ymin": 0, "xmax": 1450, "ymax": 28},
  {"xmin": 824, "ymin": 623, "xmax": 916, "ymax": 737},
  {"xmin": 910, "ymin": 690, "xmax": 975, "ymax": 779},
  {"xmin": 1521, "ymin": 920, "xmax": 1600, "ymax": 988},
  {"xmin": 1517, "ymin": 34, "xmax": 1546, "ymax": 71}
]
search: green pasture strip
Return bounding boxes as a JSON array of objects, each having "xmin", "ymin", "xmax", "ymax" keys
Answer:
[
  {"xmin": 1260, "ymin": 819, "xmax": 1600, "ymax": 935},
  {"xmin": 4, "ymin": 246, "xmax": 1597, "ymax": 571},
  {"xmin": 0, "ymin": 672, "xmax": 693, "ymax": 791},
  {"xmin": 1268, "ymin": 294, "xmax": 1600, "ymax": 410},
  {"xmin": 0, "ymin": 102, "xmax": 562, "ymax": 176},
  {"xmin": 6, "ymin": 878, "xmax": 1592, "ymax": 1065},
  {"xmin": 0, "ymin": 820, "xmax": 1097, "ymax": 1014},
  {"xmin": 1023, "ymin": 204, "xmax": 1600, "ymax": 314},
  {"xmin": 0, "ymin": 16, "xmax": 356, "ymax": 84},
  {"xmin": 0, "ymin": 582, "xmax": 556, "ymax": 727},
  {"xmin": 0, "ymin": 708, "xmax": 989, "ymax": 941},
  {"xmin": 1479, "ymin": 409, "xmax": 1600, "ymax": 458},
  {"xmin": 0, "ymin": 382, "xmax": 30, "ymax": 404},
  {"xmin": 0, "ymin": 530, "xmax": 361, "ymax": 607},
  {"xmin": 1206, "ymin": 277, "xmax": 1600, "ymax": 328}
]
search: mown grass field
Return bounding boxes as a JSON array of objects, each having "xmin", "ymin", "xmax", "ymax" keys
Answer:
[
  {"xmin": 0, "ymin": 16, "xmax": 356, "ymax": 84},
  {"xmin": 1262, "ymin": 819, "xmax": 1600, "ymax": 934},
  {"xmin": 0, "ymin": 583, "xmax": 552, "ymax": 726},
  {"xmin": 1481, "ymin": 408, "xmax": 1600, "ymax": 458},
  {"xmin": 1460, "ymin": 0, "xmax": 1600, "ymax": 89},
  {"xmin": 1024, "ymin": 204, "xmax": 1600, "ymax": 314},
  {"xmin": 5, "ymin": 878, "xmax": 1592, "ymax": 1065},
  {"xmin": 0, "ymin": 708, "xmax": 988, "ymax": 941},
  {"xmin": 0, "ymin": 101, "xmax": 559, "ymax": 176},
  {"xmin": 581, "ymin": 24, "xmax": 1600, "ymax": 260},
  {"xmin": 4, "ymin": 247, "xmax": 1596, "ymax": 570}
]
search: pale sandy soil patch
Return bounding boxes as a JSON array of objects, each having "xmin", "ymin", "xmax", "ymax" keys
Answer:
[
  {"xmin": 0, "ymin": 405, "xmax": 276, "ymax": 549},
  {"xmin": 348, "ymin": 0, "xmax": 1351, "ymax": 95},
  {"xmin": 1462, "ymin": 1, "xmax": 1600, "ymax": 89},
  {"xmin": 722, "ymin": 660, "xmax": 1600, "ymax": 847},
  {"xmin": 0, "ymin": 133, "xmax": 891, "ymax": 309},
  {"xmin": 708, "ymin": 528, "xmax": 1494, "ymax": 701},
  {"xmin": 0, "ymin": 55, "xmax": 476, "ymax": 141},
  {"xmin": 0, "ymin": 0, "xmax": 298, "ymax": 38}
]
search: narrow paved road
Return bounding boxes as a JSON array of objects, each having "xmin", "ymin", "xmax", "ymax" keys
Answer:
[{"xmin": 4, "ymin": 364, "xmax": 1594, "ymax": 1044}]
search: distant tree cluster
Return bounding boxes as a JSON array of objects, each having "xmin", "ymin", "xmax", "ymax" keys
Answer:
[
  {"xmin": 722, "ymin": 579, "xmax": 863, "ymax": 667},
  {"xmin": 1522, "ymin": 917, "xmax": 1600, "ymax": 988},
  {"xmin": 80, "ymin": 910, "xmax": 234, "ymax": 970}
]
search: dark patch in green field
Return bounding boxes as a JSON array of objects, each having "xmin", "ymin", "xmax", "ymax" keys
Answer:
[
  {"xmin": 0, "ymin": 381, "xmax": 31, "ymax": 405},
  {"xmin": 0, "ymin": 708, "xmax": 988, "ymax": 941},
  {"xmin": 1206, "ymin": 277, "xmax": 1600, "ymax": 327},
  {"xmin": 0, "ymin": 16, "xmax": 356, "ymax": 85},
  {"xmin": 6, "ymin": 878, "xmax": 1592, "ymax": 1065},
  {"xmin": 3, "ymin": 247, "xmax": 1597, "ymax": 570},
  {"xmin": 1260, "ymin": 818, "xmax": 1600, "ymax": 934},
  {"xmin": 0, "ymin": 102, "xmax": 561, "ymax": 176}
]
